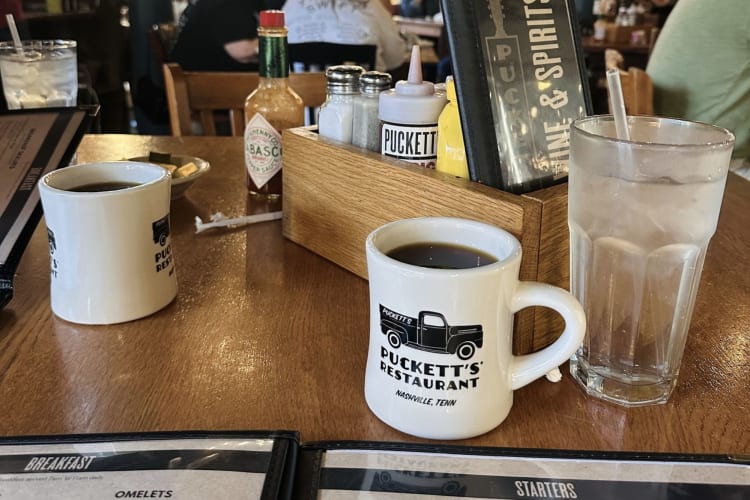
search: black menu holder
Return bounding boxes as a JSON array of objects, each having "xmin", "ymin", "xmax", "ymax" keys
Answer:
[
  {"xmin": 293, "ymin": 441, "xmax": 750, "ymax": 499},
  {"xmin": 440, "ymin": 0, "xmax": 592, "ymax": 194},
  {"xmin": 0, "ymin": 106, "xmax": 94, "ymax": 309},
  {"xmin": 0, "ymin": 431, "xmax": 299, "ymax": 500}
]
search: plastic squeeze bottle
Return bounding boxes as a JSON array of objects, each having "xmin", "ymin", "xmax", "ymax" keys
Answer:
[
  {"xmin": 379, "ymin": 46, "xmax": 446, "ymax": 168},
  {"xmin": 244, "ymin": 10, "xmax": 304, "ymax": 199},
  {"xmin": 436, "ymin": 76, "xmax": 469, "ymax": 179}
]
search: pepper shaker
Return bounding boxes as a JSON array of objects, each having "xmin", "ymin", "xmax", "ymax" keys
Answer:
[{"xmin": 351, "ymin": 71, "xmax": 392, "ymax": 152}]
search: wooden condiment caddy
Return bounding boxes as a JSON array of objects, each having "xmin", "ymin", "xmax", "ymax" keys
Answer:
[{"xmin": 282, "ymin": 127, "xmax": 569, "ymax": 355}]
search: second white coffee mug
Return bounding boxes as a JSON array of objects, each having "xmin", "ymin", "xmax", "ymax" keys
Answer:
[
  {"xmin": 364, "ymin": 217, "xmax": 586, "ymax": 440},
  {"xmin": 38, "ymin": 161, "xmax": 178, "ymax": 324}
]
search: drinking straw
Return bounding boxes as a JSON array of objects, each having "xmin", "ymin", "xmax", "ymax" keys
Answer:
[
  {"xmin": 606, "ymin": 68, "xmax": 631, "ymax": 141},
  {"xmin": 194, "ymin": 211, "xmax": 283, "ymax": 233},
  {"xmin": 5, "ymin": 14, "xmax": 24, "ymax": 56}
]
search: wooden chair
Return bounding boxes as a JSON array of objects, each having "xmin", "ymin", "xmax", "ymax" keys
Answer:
[
  {"xmin": 162, "ymin": 62, "xmax": 327, "ymax": 136},
  {"xmin": 604, "ymin": 48, "xmax": 654, "ymax": 116},
  {"xmin": 288, "ymin": 42, "xmax": 377, "ymax": 71}
]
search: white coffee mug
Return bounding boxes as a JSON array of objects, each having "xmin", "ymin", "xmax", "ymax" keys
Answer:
[
  {"xmin": 38, "ymin": 162, "xmax": 178, "ymax": 324},
  {"xmin": 364, "ymin": 217, "xmax": 586, "ymax": 440}
]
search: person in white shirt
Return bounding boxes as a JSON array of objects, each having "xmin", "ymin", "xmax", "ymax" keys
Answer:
[{"xmin": 283, "ymin": 0, "xmax": 408, "ymax": 72}]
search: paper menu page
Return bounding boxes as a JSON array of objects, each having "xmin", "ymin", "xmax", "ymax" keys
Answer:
[
  {"xmin": 315, "ymin": 448, "xmax": 749, "ymax": 499},
  {"xmin": 0, "ymin": 437, "xmax": 278, "ymax": 499}
]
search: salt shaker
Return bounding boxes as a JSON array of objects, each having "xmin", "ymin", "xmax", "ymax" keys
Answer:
[
  {"xmin": 317, "ymin": 65, "xmax": 364, "ymax": 143},
  {"xmin": 351, "ymin": 71, "xmax": 392, "ymax": 151}
]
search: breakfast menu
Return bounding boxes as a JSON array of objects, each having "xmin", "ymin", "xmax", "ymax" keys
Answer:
[
  {"xmin": 0, "ymin": 108, "xmax": 89, "ymax": 308},
  {"xmin": 0, "ymin": 433, "xmax": 297, "ymax": 500}
]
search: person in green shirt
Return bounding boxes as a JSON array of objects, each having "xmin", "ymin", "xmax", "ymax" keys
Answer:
[{"xmin": 647, "ymin": 0, "xmax": 750, "ymax": 159}]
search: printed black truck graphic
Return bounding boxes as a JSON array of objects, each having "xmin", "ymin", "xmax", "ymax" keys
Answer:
[
  {"xmin": 380, "ymin": 305, "xmax": 483, "ymax": 360},
  {"xmin": 152, "ymin": 214, "xmax": 170, "ymax": 246}
]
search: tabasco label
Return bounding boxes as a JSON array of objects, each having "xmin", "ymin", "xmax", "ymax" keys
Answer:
[{"xmin": 245, "ymin": 113, "xmax": 282, "ymax": 189}]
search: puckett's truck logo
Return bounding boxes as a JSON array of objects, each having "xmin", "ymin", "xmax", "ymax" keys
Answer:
[
  {"xmin": 152, "ymin": 214, "xmax": 173, "ymax": 274},
  {"xmin": 152, "ymin": 215, "xmax": 170, "ymax": 246},
  {"xmin": 380, "ymin": 305, "xmax": 483, "ymax": 360}
]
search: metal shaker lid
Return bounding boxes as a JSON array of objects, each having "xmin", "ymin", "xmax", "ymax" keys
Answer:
[
  {"xmin": 325, "ymin": 65, "xmax": 365, "ymax": 94},
  {"xmin": 359, "ymin": 71, "xmax": 392, "ymax": 95}
]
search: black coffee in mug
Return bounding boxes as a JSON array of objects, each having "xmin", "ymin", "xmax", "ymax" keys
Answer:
[
  {"xmin": 387, "ymin": 242, "xmax": 497, "ymax": 269},
  {"xmin": 68, "ymin": 181, "xmax": 141, "ymax": 192}
]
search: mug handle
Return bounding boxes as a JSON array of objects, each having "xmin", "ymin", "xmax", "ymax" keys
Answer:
[{"xmin": 508, "ymin": 282, "xmax": 587, "ymax": 390}]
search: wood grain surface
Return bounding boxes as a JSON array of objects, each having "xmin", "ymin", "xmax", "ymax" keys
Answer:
[
  {"xmin": 282, "ymin": 127, "xmax": 572, "ymax": 354},
  {"xmin": 0, "ymin": 134, "xmax": 748, "ymax": 456}
]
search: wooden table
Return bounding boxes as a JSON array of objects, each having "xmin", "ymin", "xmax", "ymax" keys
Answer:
[
  {"xmin": 581, "ymin": 35, "xmax": 651, "ymax": 71},
  {"xmin": 1, "ymin": 134, "xmax": 748, "ymax": 455},
  {"xmin": 416, "ymin": 44, "xmax": 439, "ymax": 65},
  {"xmin": 581, "ymin": 36, "xmax": 651, "ymax": 56},
  {"xmin": 394, "ymin": 15, "xmax": 444, "ymax": 39}
]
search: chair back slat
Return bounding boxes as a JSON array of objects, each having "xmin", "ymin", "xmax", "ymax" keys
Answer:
[
  {"xmin": 229, "ymin": 110, "xmax": 245, "ymax": 137},
  {"xmin": 163, "ymin": 62, "xmax": 326, "ymax": 136},
  {"xmin": 199, "ymin": 111, "xmax": 217, "ymax": 136},
  {"xmin": 603, "ymin": 49, "xmax": 654, "ymax": 116},
  {"xmin": 163, "ymin": 62, "xmax": 193, "ymax": 135},
  {"xmin": 289, "ymin": 72, "xmax": 328, "ymax": 108}
]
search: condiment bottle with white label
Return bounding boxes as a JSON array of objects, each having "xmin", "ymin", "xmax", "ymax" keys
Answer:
[
  {"xmin": 378, "ymin": 45, "xmax": 446, "ymax": 168},
  {"xmin": 244, "ymin": 10, "xmax": 304, "ymax": 199}
]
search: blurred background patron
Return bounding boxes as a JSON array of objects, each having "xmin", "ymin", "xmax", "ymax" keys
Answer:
[
  {"xmin": 128, "ymin": 0, "xmax": 174, "ymax": 133},
  {"xmin": 169, "ymin": 0, "xmax": 264, "ymax": 71},
  {"xmin": 283, "ymin": 0, "xmax": 407, "ymax": 72},
  {"xmin": 647, "ymin": 0, "xmax": 750, "ymax": 159}
]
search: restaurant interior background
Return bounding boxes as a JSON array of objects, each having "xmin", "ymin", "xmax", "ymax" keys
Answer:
[
  {"xmin": 7, "ymin": 0, "xmax": 670, "ymax": 135},
  {"xmin": 1, "ymin": 2, "xmax": 748, "ymax": 490}
]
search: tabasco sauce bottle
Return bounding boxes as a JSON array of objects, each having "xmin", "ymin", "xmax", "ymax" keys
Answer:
[{"xmin": 244, "ymin": 10, "xmax": 304, "ymax": 198}]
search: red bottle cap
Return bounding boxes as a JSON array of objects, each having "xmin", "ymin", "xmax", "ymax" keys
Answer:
[{"xmin": 259, "ymin": 10, "xmax": 285, "ymax": 27}]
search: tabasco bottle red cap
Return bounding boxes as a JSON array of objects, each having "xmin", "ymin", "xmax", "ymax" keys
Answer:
[{"xmin": 259, "ymin": 10, "xmax": 285, "ymax": 27}]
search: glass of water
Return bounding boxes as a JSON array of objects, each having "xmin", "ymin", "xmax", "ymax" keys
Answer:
[
  {"xmin": 0, "ymin": 40, "xmax": 78, "ymax": 109},
  {"xmin": 568, "ymin": 115, "xmax": 735, "ymax": 407}
]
